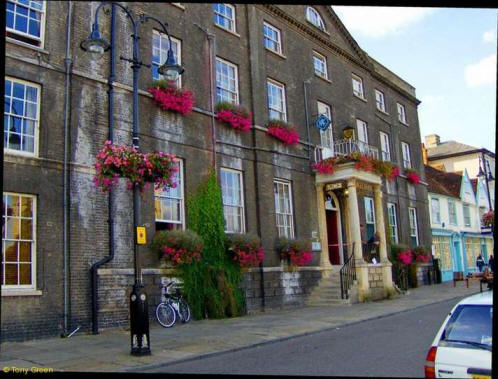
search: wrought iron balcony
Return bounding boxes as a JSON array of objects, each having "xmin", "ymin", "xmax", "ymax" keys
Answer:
[{"xmin": 314, "ymin": 139, "xmax": 379, "ymax": 163}]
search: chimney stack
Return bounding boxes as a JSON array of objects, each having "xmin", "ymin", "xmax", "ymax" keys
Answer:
[
  {"xmin": 424, "ymin": 134, "xmax": 440, "ymax": 148},
  {"xmin": 421, "ymin": 143, "xmax": 428, "ymax": 165}
]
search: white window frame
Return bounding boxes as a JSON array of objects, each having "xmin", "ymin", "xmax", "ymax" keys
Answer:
[
  {"xmin": 397, "ymin": 102, "xmax": 407, "ymax": 124},
  {"xmin": 216, "ymin": 57, "xmax": 239, "ymax": 105},
  {"xmin": 448, "ymin": 200, "xmax": 457, "ymax": 225},
  {"xmin": 401, "ymin": 142, "xmax": 412, "ymax": 169},
  {"xmin": 2, "ymin": 192, "xmax": 37, "ymax": 290},
  {"xmin": 312, "ymin": 51, "xmax": 328, "ymax": 79},
  {"xmin": 6, "ymin": 0, "xmax": 46, "ymax": 48},
  {"xmin": 364, "ymin": 197, "xmax": 376, "ymax": 229},
  {"xmin": 306, "ymin": 6, "xmax": 326, "ymax": 30},
  {"xmin": 352, "ymin": 74, "xmax": 365, "ymax": 99},
  {"xmin": 267, "ymin": 79, "xmax": 287, "ymax": 121},
  {"xmin": 221, "ymin": 168, "xmax": 245, "ymax": 234},
  {"xmin": 4, "ymin": 76, "xmax": 41, "ymax": 157},
  {"xmin": 463, "ymin": 204, "xmax": 472, "ymax": 227},
  {"xmin": 387, "ymin": 203, "xmax": 398, "ymax": 243},
  {"xmin": 154, "ymin": 159, "xmax": 184, "ymax": 229},
  {"xmin": 213, "ymin": 3, "xmax": 236, "ymax": 33},
  {"xmin": 274, "ymin": 180, "xmax": 294, "ymax": 238},
  {"xmin": 380, "ymin": 131, "xmax": 391, "ymax": 162},
  {"xmin": 263, "ymin": 21, "xmax": 282, "ymax": 55},
  {"xmin": 152, "ymin": 30, "xmax": 182, "ymax": 87},
  {"xmin": 356, "ymin": 119, "xmax": 368, "ymax": 144},
  {"xmin": 375, "ymin": 89, "xmax": 386, "ymax": 113},
  {"xmin": 317, "ymin": 101, "xmax": 333, "ymax": 152},
  {"xmin": 431, "ymin": 198, "xmax": 441, "ymax": 225},
  {"xmin": 408, "ymin": 207, "xmax": 419, "ymax": 246}
]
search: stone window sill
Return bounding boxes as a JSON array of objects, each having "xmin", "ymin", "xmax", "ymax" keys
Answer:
[
  {"xmin": 265, "ymin": 47, "xmax": 286, "ymax": 59},
  {"xmin": 353, "ymin": 94, "xmax": 367, "ymax": 103},
  {"xmin": 6, "ymin": 37, "xmax": 49, "ymax": 55},
  {"xmin": 2, "ymin": 289, "xmax": 43, "ymax": 296},
  {"xmin": 315, "ymin": 74, "xmax": 331, "ymax": 84},
  {"xmin": 214, "ymin": 24, "xmax": 241, "ymax": 38}
]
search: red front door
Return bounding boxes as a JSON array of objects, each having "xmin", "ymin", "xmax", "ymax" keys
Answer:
[{"xmin": 326, "ymin": 210, "xmax": 340, "ymax": 265}]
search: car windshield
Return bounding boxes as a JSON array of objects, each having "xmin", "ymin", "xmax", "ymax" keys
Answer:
[{"xmin": 441, "ymin": 304, "xmax": 492, "ymax": 348}]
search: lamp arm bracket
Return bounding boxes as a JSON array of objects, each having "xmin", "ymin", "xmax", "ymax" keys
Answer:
[{"xmin": 139, "ymin": 14, "xmax": 170, "ymax": 38}]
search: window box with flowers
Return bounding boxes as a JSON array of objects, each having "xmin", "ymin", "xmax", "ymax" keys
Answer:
[
  {"xmin": 312, "ymin": 152, "xmax": 400, "ymax": 182},
  {"xmin": 225, "ymin": 233, "xmax": 264, "ymax": 271},
  {"xmin": 404, "ymin": 168, "xmax": 421, "ymax": 184},
  {"xmin": 148, "ymin": 79, "xmax": 194, "ymax": 115},
  {"xmin": 93, "ymin": 140, "xmax": 179, "ymax": 193},
  {"xmin": 276, "ymin": 237, "xmax": 312, "ymax": 271},
  {"xmin": 266, "ymin": 119, "xmax": 300, "ymax": 145},
  {"xmin": 151, "ymin": 229, "xmax": 203, "ymax": 267},
  {"xmin": 215, "ymin": 101, "xmax": 252, "ymax": 132}
]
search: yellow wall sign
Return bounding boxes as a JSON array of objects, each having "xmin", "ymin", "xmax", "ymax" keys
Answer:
[{"xmin": 137, "ymin": 227, "xmax": 146, "ymax": 245}]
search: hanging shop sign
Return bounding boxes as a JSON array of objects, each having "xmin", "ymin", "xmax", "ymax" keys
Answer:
[{"xmin": 315, "ymin": 114, "xmax": 331, "ymax": 131}]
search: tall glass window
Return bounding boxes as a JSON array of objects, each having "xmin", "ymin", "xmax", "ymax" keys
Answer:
[
  {"xmin": 221, "ymin": 168, "xmax": 245, "ymax": 234},
  {"xmin": 401, "ymin": 142, "xmax": 412, "ymax": 169},
  {"xmin": 263, "ymin": 22, "xmax": 282, "ymax": 54},
  {"xmin": 431, "ymin": 198, "xmax": 441, "ymax": 224},
  {"xmin": 2, "ymin": 193, "xmax": 36, "ymax": 289},
  {"xmin": 267, "ymin": 79, "xmax": 286, "ymax": 121},
  {"xmin": 352, "ymin": 74, "xmax": 365, "ymax": 99},
  {"xmin": 408, "ymin": 207, "xmax": 419, "ymax": 247},
  {"xmin": 155, "ymin": 160, "xmax": 184, "ymax": 230},
  {"xmin": 313, "ymin": 51, "xmax": 328, "ymax": 79},
  {"xmin": 274, "ymin": 180, "xmax": 294, "ymax": 238},
  {"xmin": 380, "ymin": 131, "xmax": 391, "ymax": 161},
  {"xmin": 6, "ymin": 0, "xmax": 45, "ymax": 47},
  {"xmin": 318, "ymin": 101, "xmax": 333, "ymax": 155},
  {"xmin": 463, "ymin": 204, "xmax": 472, "ymax": 227},
  {"xmin": 387, "ymin": 203, "xmax": 398, "ymax": 244},
  {"xmin": 397, "ymin": 102, "xmax": 407, "ymax": 124},
  {"xmin": 216, "ymin": 58, "xmax": 239, "ymax": 104},
  {"xmin": 213, "ymin": 3, "xmax": 235, "ymax": 32},
  {"xmin": 306, "ymin": 6, "xmax": 325, "ymax": 30},
  {"xmin": 375, "ymin": 89, "xmax": 386, "ymax": 112},
  {"xmin": 4, "ymin": 77, "xmax": 40, "ymax": 156},
  {"xmin": 364, "ymin": 197, "xmax": 375, "ymax": 240},
  {"xmin": 152, "ymin": 30, "xmax": 181, "ymax": 87},
  {"xmin": 448, "ymin": 200, "xmax": 457, "ymax": 225}
]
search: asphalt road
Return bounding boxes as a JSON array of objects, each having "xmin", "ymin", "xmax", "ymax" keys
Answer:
[{"xmin": 145, "ymin": 297, "xmax": 462, "ymax": 376}]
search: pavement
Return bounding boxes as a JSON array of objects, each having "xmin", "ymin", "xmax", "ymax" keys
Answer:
[{"xmin": 0, "ymin": 280, "xmax": 487, "ymax": 373}]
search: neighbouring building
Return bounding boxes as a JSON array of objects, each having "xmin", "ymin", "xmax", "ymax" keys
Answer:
[{"xmin": 3, "ymin": 2, "xmax": 432, "ymax": 341}]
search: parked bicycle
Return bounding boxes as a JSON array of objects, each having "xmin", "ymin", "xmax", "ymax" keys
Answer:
[{"xmin": 155, "ymin": 281, "xmax": 191, "ymax": 328}]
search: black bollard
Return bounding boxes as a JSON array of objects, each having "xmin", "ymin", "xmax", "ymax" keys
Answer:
[{"xmin": 130, "ymin": 283, "xmax": 151, "ymax": 356}]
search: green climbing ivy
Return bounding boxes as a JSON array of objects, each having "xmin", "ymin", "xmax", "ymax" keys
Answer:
[{"xmin": 176, "ymin": 169, "xmax": 245, "ymax": 320}]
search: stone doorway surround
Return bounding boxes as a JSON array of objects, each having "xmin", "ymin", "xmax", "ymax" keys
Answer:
[{"xmin": 315, "ymin": 162, "xmax": 395, "ymax": 301}]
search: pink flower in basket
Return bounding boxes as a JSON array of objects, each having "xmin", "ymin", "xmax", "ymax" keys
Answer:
[{"xmin": 266, "ymin": 120, "xmax": 300, "ymax": 145}]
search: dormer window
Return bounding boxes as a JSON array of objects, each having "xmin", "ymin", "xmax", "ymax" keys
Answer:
[{"xmin": 306, "ymin": 7, "xmax": 325, "ymax": 30}]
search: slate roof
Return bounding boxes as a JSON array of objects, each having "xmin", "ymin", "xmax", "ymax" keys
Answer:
[
  {"xmin": 424, "ymin": 165, "xmax": 462, "ymax": 198},
  {"xmin": 426, "ymin": 140, "xmax": 495, "ymax": 159}
]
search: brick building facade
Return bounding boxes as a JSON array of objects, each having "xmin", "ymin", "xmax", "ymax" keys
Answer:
[{"xmin": 3, "ymin": 2, "xmax": 431, "ymax": 341}]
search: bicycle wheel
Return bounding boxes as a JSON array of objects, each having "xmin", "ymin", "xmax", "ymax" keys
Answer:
[
  {"xmin": 156, "ymin": 302, "xmax": 176, "ymax": 328},
  {"xmin": 178, "ymin": 299, "xmax": 190, "ymax": 323}
]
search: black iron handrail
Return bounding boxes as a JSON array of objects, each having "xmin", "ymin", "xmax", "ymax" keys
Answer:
[
  {"xmin": 340, "ymin": 243, "xmax": 357, "ymax": 299},
  {"xmin": 392, "ymin": 264, "xmax": 408, "ymax": 292}
]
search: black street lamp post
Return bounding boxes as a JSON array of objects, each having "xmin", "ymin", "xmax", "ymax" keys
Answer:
[
  {"xmin": 478, "ymin": 152, "xmax": 494, "ymax": 212},
  {"xmin": 81, "ymin": 2, "xmax": 184, "ymax": 356}
]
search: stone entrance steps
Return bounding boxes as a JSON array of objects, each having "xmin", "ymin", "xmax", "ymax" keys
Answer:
[{"xmin": 306, "ymin": 267, "xmax": 358, "ymax": 306}]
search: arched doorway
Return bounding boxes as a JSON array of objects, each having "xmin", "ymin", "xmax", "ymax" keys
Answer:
[{"xmin": 325, "ymin": 191, "xmax": 343, "ymax": 266}]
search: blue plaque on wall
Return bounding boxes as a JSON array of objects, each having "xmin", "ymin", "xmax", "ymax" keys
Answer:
[{"xmin": 315, "ymin": 114, "xmax": 331, "ymax": 131}]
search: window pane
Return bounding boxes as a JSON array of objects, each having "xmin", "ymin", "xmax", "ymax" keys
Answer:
[
  {"xmin": 5, "ymin": 264, "xmax": 18, "ymax": 285},
  {"xmin": 19, "ymin": 263, "xmax": 31, "ymax": 285}
]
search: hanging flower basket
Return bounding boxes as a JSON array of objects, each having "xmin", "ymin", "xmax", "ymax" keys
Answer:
[
  {"xmin": 266, "ymin": 119, "xmax": 300, "ymax": 145},
  {"xmin": 397, "ymin": 250, "xmax": 413, "ymax": 266},
  {"xmin": 276, "ymin": 237, "xmax": 312, "ymax": 270},
  {"xmin": 226, "ymin": 233, "xmax": 264, "ymax": 269},
  {"xmin": 405, "ymin": 169, "xmax": 421, "ymax": 184},
  {"xmin": 482, "ymin": 210, "xmax": 494, "ymax": 228},
  {"xmin": 215, "ymin": 101, "xmax": 252, "ymax": 132},
  {"xmin": 311, "ymin": 156, "xmax": 338, "ymax": 174},
  {"xmin": 93, "ymin": 140, "xmax": 179, "ymax": 193},
  {"xmin": 148, "ymin": 79, "xmax": 194, "ymax": 115},
  {"xmin": 151, "ymin": 229, "xmax": 203, "ymax": 266}
]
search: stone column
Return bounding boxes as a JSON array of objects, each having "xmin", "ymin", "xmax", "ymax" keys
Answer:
[
  {"xmin": 347, "ymin": 179, "xmax": 370, "ymax": 298},
  {"xmin": 347, "ymin": 179, "xmax": 363, "ymax": 263},
  {"xmin": 374, "ymin": 184, "xmax": 388, "ymax": 262},
  {"xmin": 374, "ymin": 184, "xmax": 394, "ymax": 291},
  {"xmin": 316, "ymin": 183, "xmax": 333, "ymax": 272}
]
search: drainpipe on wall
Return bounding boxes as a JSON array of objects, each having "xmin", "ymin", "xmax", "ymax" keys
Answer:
[
  {"xmin": 194, "ymin": 23, "xmax": 217, "ymax": 171},
  {"xmin": 90, "ymin": 2, "xmax": 116, "ymax": 335},
  {"xmin": 245, "ymin": 6, "xmax": 265, "ymax": 309},
  {"xmin": 62, "ymin": 0, "xmax": 73, "ymax": 337},
  {"xmin": 303, "ymin": 79, "xmax": 312, "ymax": 163}
]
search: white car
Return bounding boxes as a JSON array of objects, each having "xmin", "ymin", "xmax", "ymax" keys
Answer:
[{"xmin": 425, "ymin": 290, "xmax": 492, "ymax": 378}]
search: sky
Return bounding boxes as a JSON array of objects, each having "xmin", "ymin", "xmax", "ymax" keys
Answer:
[{"xmin": 333, "ymin": 6, "xmax": 497, "ymax": 153}]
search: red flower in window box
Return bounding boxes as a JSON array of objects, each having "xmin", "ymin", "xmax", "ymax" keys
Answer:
[
  {"xmin": 226, "ymin": 233, "xmax": 264, "ymax": 269},
  {"xmin": 276, "ymin": 237, "xmax": 313, "ymax": 269},
  {"xmin": 311, "ymin": 157, "xmax": 338, "ymax": 174},
  {"xmin": 151, "ymin": 229, "xmax": 203, "ymax": 266},
  {"xmin": 215, "ymin": 101, "xmax": 252, "ymax": 132},
  {"xmin": 148, "ymin": 79, "xmax": 194, "ymax": 115},
  {"xmin": 405, "ymin": 169, "xmax": 421, "ymax": 184},
  {"xmin": 266, "ymin": 119, "xmax": 300, "ymax": 145}
]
